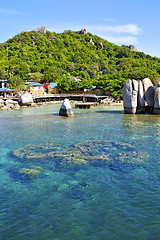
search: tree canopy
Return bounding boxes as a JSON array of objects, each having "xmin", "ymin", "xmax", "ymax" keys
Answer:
[{"xmin": 0, "ymin": 29, "xmax": 160, "ymax": 98}]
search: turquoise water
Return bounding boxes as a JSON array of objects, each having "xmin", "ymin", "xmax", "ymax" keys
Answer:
[{"xmin": 0, "ymin": 103, "xmax": 160, "ymax": 240}]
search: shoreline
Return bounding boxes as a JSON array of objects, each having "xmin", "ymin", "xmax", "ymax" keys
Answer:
[{"xmin": 0, "ymin": 95, "xmax": 123, "ymax": 111}]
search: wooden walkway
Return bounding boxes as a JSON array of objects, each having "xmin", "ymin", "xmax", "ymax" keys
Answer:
[
  {"xmin": 3, "ymin": 94, "xmax": 108, "ymax": 103},
  {"xmin": 75, "ymin": 102, "xmax": 97, "ymax": 109},
  {"xmin": 33, "ymin": 94, "xmax": 107, "ymax": 103}
]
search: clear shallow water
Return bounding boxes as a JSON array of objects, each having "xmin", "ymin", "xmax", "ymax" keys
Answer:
[{"xmin": 0, "ymin": 103, "xmax": 160, "ymax": 240}]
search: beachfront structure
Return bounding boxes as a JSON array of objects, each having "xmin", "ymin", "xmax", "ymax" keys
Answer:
[
  {"xmin": 0, "ymin": 88, "xmax": 14, "ymax": 98},
  {"xmin": 47, "ymin": 82, "xmax": 59, "ymax": 94},
  {"xmin": 0, "ymin": 79, "xmax": 9, "ymax": 88},
  {"xmin": 29, "ymin": 82, "xmax": 44, "ymax": 95}
]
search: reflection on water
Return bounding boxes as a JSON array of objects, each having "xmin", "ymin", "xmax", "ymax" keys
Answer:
[{"xmin": 0, "ymin": 104, "xmax": 160, "ymax": 240}]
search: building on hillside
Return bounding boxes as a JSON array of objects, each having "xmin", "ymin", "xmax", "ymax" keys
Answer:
[
  {"xmin": 24, "ymin": 80, "xmax": 44, "ymax": 95},
  {"xmin": 47, "ymin": 83, "xmax": 59, "ymax": 94},
  {"xmin": 0, "ymin": 88, "xmax": 14, "ymax": 98},
  {"xmin": 0, "ymin": 79, "xmax": 9, "ymax": 88},
  {"xmin": 29, "ymin": 82, "xmax": 44, "ymax": 95}
]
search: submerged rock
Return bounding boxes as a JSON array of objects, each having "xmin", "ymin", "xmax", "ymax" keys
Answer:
[
  {"xmin": 123, "ymin": 79, "xmax": 138, "ymax": 113},
  {"xmin": 59, "ymin": 98, "xmax": 74, "ymax": 117},
  {"xmin": 12, "ymin": 140, "xmax": 149, "ymax": 171},
  {"xmin": 19, "ymin": 167, "xmax": 42, "ymax": 178}
]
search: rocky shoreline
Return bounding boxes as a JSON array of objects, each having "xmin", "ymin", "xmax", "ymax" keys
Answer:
[{"xmin": 0, "ymin": 91, "xmax": 123, "ymax": 111}]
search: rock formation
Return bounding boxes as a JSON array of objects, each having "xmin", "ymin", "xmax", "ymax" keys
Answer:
[
  {"xmin": 137, "ymin": 80, "xmax": 145, "ymax": 113},
  {"xmin": 154, "ymin": 80, "xmax": 160, "ymax": 114},
  {"xmin": 90, "ymin": 39, "xmax": 95, "ymax": 45},
  {"xmin": 80, "ymin": 28, "xmax": 87, "ymax": 34},
  {"xmin": 36, "ymin": 26, "xmax": 46, "ymax": 34},
  {"xmin": 123, "ymin": 79, "xmax": 138, "ymax": 113},
  {"xmin": 0, "ymin": 99, "xmax": 20, "ymax": 110},
  {"xmin": 59, "ymin": 98, "xmax": 74, "ymax": 117},
  {"xmin": 99, "ymin": 42, "xmax": 104, "ymax": 49},
  {"xmin": 123, "ymin": 78, "xmax": 160, "ymax": 114},
  {"xmin": 129, "ymin": 45, "xmax": 137, "ymax": 51},
  {"xmin": 18, "ymin": 91, "xmax": 33, "ymax": 106},
  {"xmin": 142, "ymin": 78, "xmax": 154, "ymax": 112}
]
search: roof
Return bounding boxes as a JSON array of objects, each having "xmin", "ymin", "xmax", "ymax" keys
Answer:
[
  {"xmin": 30, "ymin": 83, "xmax": 43, "ymax": 86},
  {"xmin": 0, "ymin": 88, "xmax": 14, "ymax": 92},
  {"xmin": 0, "ymin": 79, "xmax": 8, "ymax": 82},
  {"xmin": 49, "ymin": 82, "xmax": 58, "ymax": 88}
]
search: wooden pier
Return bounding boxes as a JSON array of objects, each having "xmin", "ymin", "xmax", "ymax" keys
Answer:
[
  {"xmin": 33, "ymin": 94, "xmax": 107, "ymax": 103},
  {"xmin": 3, "ymin": 93, "xmax": 108, "ymax": 104},
  {"xmin": 75, "ymin": 102, "xmax": 97, "ymax": 109}
]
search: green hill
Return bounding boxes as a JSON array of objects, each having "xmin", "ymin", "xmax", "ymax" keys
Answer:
[{"xmin": 0, "ymin": 29, "xmax": 160, "ymax": 98}]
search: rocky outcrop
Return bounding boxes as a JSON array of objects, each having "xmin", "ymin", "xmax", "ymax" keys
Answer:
[
  {"xmin": 18, "ymin": 91, "xmax": 33, "ymax": 106},
  {"xmin": 137, "ymin": 80, "xmax": 145, "ymax": 113},
  {"xmin": 0, "ymin": 99, "xmax": 20, "ymax": 110},
  {"xmin": 99, "ymin": 42, "xmax": 104, "ymax": 49},
  {"xmin": 80, "ymin": 28, "xmax": 87, "ymax": 34},
  {"xmin": 129, "ymin": 45, "xmax": 137, "ymax": 51},
  {"xmin": 154, "ymin": 80, "xmax": 160, "ymax": 114},
  {"xmin": 59, "ymin": 98, "xmax": 74, "ymax": 117},
  {"xmin": 142, "ymin": 78, "xmax": 154, "ymax": 112},
  {"xmin": 36, "ymin": 26, "xmax": 46, "ymax": 34},
  {"xmin": 90, "ymin": 39, "xmax": 95, "ymax": 45},
  {"xmin": 123, "ymin": 78, "xmax": 160, "ymax": 114},
  {"xmin": 123, "ymin": 79, "xmax": 138, "ymax": 113}
]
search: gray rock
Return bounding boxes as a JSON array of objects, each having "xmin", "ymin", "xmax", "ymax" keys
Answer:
[
  {"xmin": 1, "ymin": 105, "xmax": 9, "ymax": 110},
  {"xmin": 80, "ymin": 28, "xmax": 87, "ymax": 34},
  {"xmin": 137, "ymin": 80, "xmax": 145, "ymax": 113},
  {"xmin": 99, "ymin": 42, "xmax": 104, "ymax": 49},
  {"xmin": 154, "ymin": 80, "xmax": 160, "ymax": 114},
  {"xmin": 5, "ymin": 100, "xmax": 20, "ymax": 109},
  {"xmin": 142, "ymin": 78, "xmax": 154, "ymax": 112},
  {"xmin": 90, "ymin": 39, "xmax": 95, "ymax": 45},
  {"xmin": 123, "ymin": 80, "xmax": 138, "ymax": 114},
  {"xmin": 18, "ymin": 91, "xmax": 33, "ymax": 106},
  {"xmin": 59, "ymin": 98, "xmax": 74, "ymax": 117},
  {"xmin": 129, "ymin": 45, "xmax": 137, "ymax": 51}
]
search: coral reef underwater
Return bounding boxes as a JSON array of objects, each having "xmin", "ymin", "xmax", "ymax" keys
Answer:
[{"xmin": 12, "ymin": 140, "xmax": 149, "ymax": 172}]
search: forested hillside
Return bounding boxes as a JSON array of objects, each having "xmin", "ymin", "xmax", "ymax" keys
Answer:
[{"xmin": 0, "ymin": 29, "xmax": 160, "ymax": 97}]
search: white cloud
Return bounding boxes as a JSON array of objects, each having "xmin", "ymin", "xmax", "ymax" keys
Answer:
[
  {"xmin": 100, "ymin": 35, "xmax": 138, "ymax": 44},
  {"xmin": 0, "ymin": 9, "xmax": 22, "ymax": 15},
  {"xmin": 88, "ymin": 24, "xmax": 141, "ymax": 35}
]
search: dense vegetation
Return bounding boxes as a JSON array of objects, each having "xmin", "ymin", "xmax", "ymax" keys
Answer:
[{"xmin": 0, "ymin": 29, "xmax": 160, "ymax": 98}]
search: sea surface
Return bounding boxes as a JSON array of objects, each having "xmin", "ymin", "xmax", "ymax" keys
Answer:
[{"xmin": 0, "ymin": 103, "xmax": 160, "ymax": 240}]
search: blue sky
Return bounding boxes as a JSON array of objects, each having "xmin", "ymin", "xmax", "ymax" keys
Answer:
[{"xmin": 0, "ymin": 0, "xmax": 160, "ymax": 57}]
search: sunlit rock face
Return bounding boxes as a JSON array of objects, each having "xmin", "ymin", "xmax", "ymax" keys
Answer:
[
  {"xmin": 59, "ymin": 98, "xmax": 74, "ymax": 117},
  {"xmin": 137, "ymin": 80, "xmax": 145, "ymax": 113},
  {"xmin": 142, "ymin": 78, "xmax": 154, "ymax": 112},
  {"xmin": 18, "ymin": 91, "xmax": 33, "ymax": 106},
  {"xmin": 154, "ymin": 80, "xmax": 160, "ymax": 114},
  {"xmin": 123, "ymin": 80, "xmax": 138, "ymax": 114}
]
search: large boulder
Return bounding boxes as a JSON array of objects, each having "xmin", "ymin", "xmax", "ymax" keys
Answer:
[
  {"xmin": 59, "ymin": 98, "xmax": 74, "ymax": 117},
  {"xmin": 142, "ymin": 78, "xmax": 154, "ymax": 112},
  {"xmin": 5, "ymin": 100, "xmax": 20, "ymax": 109},
  {"xmin": 154, "ymin": 80, "xmax": 160, "ymax": 114},
  {"xmin": 0, "ymin": 99, "xmax": 4, "ymax": 109},
  {"xmin": 137, "ymin": 80, "xmax": 145, "ymax": 113},
  {"xmin": 18, "ymin": 91, "xmax": 33, "ymax": 106},
  {"xmin": 123, "ymin": 79, "xmax": 138, "ymax": 114},
  {"xmin": 129, "ymin": 45, "xmax": 137, "ymax": 51}
]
